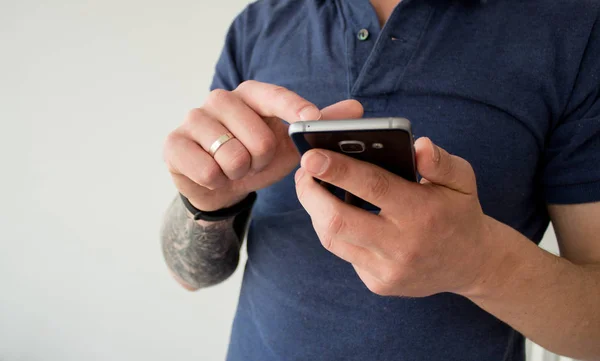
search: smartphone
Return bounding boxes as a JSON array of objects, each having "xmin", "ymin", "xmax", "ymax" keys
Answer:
[{"xmin": 288, "ymin": 117, "xmax": 417, "ymax": 209}]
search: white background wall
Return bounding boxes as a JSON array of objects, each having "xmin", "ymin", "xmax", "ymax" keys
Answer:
[{"xmin": 0, "ymin": 0, "xmax": 573, "ymax": 360}]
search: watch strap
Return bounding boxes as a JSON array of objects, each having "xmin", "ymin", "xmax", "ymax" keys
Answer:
[{"xmin": 180, "ymin": 192, "xmax": 257, "ymax": 222}]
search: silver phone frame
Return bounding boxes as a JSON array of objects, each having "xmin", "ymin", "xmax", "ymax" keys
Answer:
[{"xmin": 288, "ymin": 117, "xmax": 412, "ymax": 135}]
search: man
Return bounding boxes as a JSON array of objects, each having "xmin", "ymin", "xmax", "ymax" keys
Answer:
[{"xmin": 161, "ymin": 0, "xmax": 600, "ymax": 360}]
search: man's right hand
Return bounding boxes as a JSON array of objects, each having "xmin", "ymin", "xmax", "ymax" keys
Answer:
[{"xmin": 163, "ymin": 81, "xmax": 364, "ymax": 211}]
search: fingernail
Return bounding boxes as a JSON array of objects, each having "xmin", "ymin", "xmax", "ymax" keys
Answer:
[
  {"xmin": 298, "ymin": 105, "xmax": 322, "ymax": 121},
  {"xmin": 303, "ymin": 151, "xmax": 329, "ymax": 175},
  {"xmin": 294, "ymin": 168, "xmax": 304, "ymax": 183},
  {"xmin": 431, "ymin": 139, "xmax": 441, "ymax": 163}
]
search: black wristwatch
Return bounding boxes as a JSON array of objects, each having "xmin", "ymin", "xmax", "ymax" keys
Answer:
[{"xmin": 179, "ymin": 192, "xmax": 257, "ymax": 222}]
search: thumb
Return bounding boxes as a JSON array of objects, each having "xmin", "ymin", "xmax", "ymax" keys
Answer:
[
  {"xmin": 320, "ymin": 99, "xmax": 364, "ymax": 120},
  {"xmin": 415, "ymin": 137, "xmax": 477, "ymax": 195}
]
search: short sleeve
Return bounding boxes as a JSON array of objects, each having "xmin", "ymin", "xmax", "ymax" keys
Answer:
[
  {"xmin": 209, "ymin": 10, "xmax": 248, "ymax": 92},
  {"xmin": 543, "ymin": 13, "xmax": 600, "ymax": 205}
]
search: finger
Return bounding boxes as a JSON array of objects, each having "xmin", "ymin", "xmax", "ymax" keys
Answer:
[
  {"xmin": 301, "ymin": 99, "xmax": 365, "ymax": 195},
  {"xmin": 300, "ymin": 149, "xmax": 420, "ymax": 209},
  {"xmin": 414, "ymin": 137, "xmax": 477, "ymax": 195},
  {"xmin": 234, "ymin": 80, "xmax": 322, "ymax": 123},
  {"xmin": 320, "ymin": 99, "xmax": 364, "ymax": 120},
  {"xmin": 164, "ymin": 132, "xmax": 228, "ymax": 190},
  {"xmin": 183, "ymin": 109, "xmax": 251, "ymax": 180},
  {"xmin": 294, "ymin": 167, "xmax": 385, "ymax": 252},
  {"xmin": 296, "ymin": 169, "xmax": 379, "ymax": 268},
  {"xmin": 323, "ymin": 239, "xmax": 375, "ymax": 271},
  {"xmin": 171, "ymin": 173, "xmax": 246, "ymax": 211},
  {"xmin": 203, "ymin": 89, "xmax": 278, "ymax": 171},
  {"xmin": 171, "ymin": 173, "xmax": 209, "ymax": 209}
]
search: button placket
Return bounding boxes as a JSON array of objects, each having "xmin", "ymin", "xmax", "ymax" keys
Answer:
[{"xmin": 351, "ymin": 2, "xmax": 435, "ymax": 97}]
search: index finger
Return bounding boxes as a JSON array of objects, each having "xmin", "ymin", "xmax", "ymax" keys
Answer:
[{"xmin": 234, "ymin": 80, "xmax": 322, "ymax": 123}]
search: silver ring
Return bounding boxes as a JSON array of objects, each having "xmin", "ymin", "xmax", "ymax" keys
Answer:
[{"xmin": 209, "ymin": 132, "xmax": 235, "ymax": 157}]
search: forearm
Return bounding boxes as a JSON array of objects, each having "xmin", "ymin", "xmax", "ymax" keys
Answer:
[
  {"xmin": 466, "ymin": 217, "xmax": 600, "ymax": 360},
  {"xmin": 160, "ymin": 195, "xmax": 241, "ymax": 290}
]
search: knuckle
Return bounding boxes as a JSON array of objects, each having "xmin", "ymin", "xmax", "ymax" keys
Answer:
[
  {"xmin": 236, "ymin": 80, "xmax": 256, "ymax": 92},
  {"xmin": 420, "ymin": 209, "xmax": 437, "ymax": 230},
  {"xmin": 163, "ymin": 132, "xmax": 183, "ymax": 169},
  {"xmin": 227, "ymin": 147, "xmax": 251, "ymax": 173},
  {"xmin": 269, "ymin": 85, "xmax": 314, "ymax": 119},
  {"xmin": 319, "ymin": 232, "xmax": 334, "ymax": 251},
  {"xmin": 184, "ymin": 108, "xmax": 210, "ymax": 127},
  {"xmin": 462, "ymin": 159, "xmax": 478, "ymax": 190},
  {"xmin": 193, "ymin": 163, "xmax": 222, "ymax": 188},
  {"xmin": 271, "ymin": 85, "xmax": 290, "ymax": 99},
  {"xmin": 365, "ymin": 279, "xmax": 392, "ymax": 296},
  {"xmin": 400, "ymin": 247, "xmax": 421, "ymax": 267},
  {"xmin": 368, "ymin": 170, "xmax": 391, "ymax": 200},
  {"xmin": 326, "ymin": 210, "xmax": 345, "ymax": 236},
  {"xmin": 295, "ymin": 179, "xmax": 306, "ymax": 199},
  {"xmin": 272, "ymin": 86, "xmax": 303, "ymax": 109},
  {"xmin": 295, "ymin": 178, "xmax": 312, "ymax": 204},
  {"xmin": 440, "ymin": 153, "xmax": 456, "ymax": 178},
  {"xmin": 460, "ymin": 157, "xmax": 473, "ymax": 172},
  {"xmin": 205, "ymin": 89, "xmax": 232, "ymax": 109},
  {"xmin": 468, "ymin": 165, "xmax": 477, "ymax": 183},
  {"xmin": 163, "ymin": 131, "xmax": 180, "ymax": 152},
  {"xmin": 252, "ymin": 134, "xmax": 277, "ymax": 158},
  {"xmin": 379, "ymin": 266, "xmax": 402, "ymax": 287},
  {"xmin": 314, "ymin": 221, "xmax": 335, "ymax": 251}
]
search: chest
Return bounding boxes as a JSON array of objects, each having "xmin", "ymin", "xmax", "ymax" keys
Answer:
[{"xmin": 246, "ymin": 2, "xmax": 560, "ymax": 227}]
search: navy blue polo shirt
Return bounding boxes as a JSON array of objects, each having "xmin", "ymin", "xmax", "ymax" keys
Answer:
[{"xmin": 209, "ymin": 1, "xmax": 600, "ymax": 360}]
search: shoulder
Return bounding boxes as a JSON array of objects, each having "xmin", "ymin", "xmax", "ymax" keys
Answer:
[
  {"xmin": 232, "ymin": 0, "xmax": 325, "ymax": 39},
  {"xmin": 229, "ymin": 0, "xmax": 324, "ymax": 64},
  {"xmin": 521, "ymin": 0, "xmax": 600, "ymax": 80},
  {"xmin": 244, "ymin": 0, "xmax": 318, "ymax": 17},
  {"xmin": 538, "ymin": 0, "xmax": 600, "ymax": 12},
  {"xmin": 534, "ymin": 0, "xmax": 600, "ymax": 29}
]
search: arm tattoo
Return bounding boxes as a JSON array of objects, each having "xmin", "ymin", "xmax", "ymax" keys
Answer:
[{"xmin": 160, "ymin": 195, "xmax": 241, "ymax": 290}]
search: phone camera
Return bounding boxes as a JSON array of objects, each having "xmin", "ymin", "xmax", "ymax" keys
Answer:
[{"xmin": 338, "ymin": 140, "xmax": 366, "ymax": 153}]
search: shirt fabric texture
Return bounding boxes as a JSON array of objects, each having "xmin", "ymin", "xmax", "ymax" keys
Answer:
[{"xmin": 209, "ymin": 0, "xmax": 600, "ymax": 360}]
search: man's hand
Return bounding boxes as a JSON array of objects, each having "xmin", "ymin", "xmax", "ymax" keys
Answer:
[
  {"xmin": 294, "ymin": 137, "xmax": 496, "ymax": 297},
  {"xmin": 163, "ymin": 81, "xmax": 363, "ymax": 211}
]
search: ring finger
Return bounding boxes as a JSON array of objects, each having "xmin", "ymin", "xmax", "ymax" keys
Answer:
[{"xmin": 183, "ymin": 109, "xmax": 252, "ymax": 180}]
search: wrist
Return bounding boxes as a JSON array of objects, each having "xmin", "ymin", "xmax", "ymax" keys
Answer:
[
  {"xmin": 183, "ymin": 209, "xmax": 235, "ymax": 228},
  {"xmin": 180, "ymin": 192, "xmax": 257, "ymax": 223},
  {"xmin": 187, "ymin": 191, "xmax": 249, "ymax": 212},
  {"xmin": 459, "ymin": 216, "xmax": 525, "ymax": 300}
]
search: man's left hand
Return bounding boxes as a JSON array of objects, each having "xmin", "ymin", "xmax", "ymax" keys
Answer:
[{"xmin": 294, "ymin": 137, "xmax": 497, "ymax": 298}]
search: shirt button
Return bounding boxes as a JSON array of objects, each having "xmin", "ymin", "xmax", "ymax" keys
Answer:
[{"xmin": 357, "ymin": 29, "xmax": 370, "ymax": 41}]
